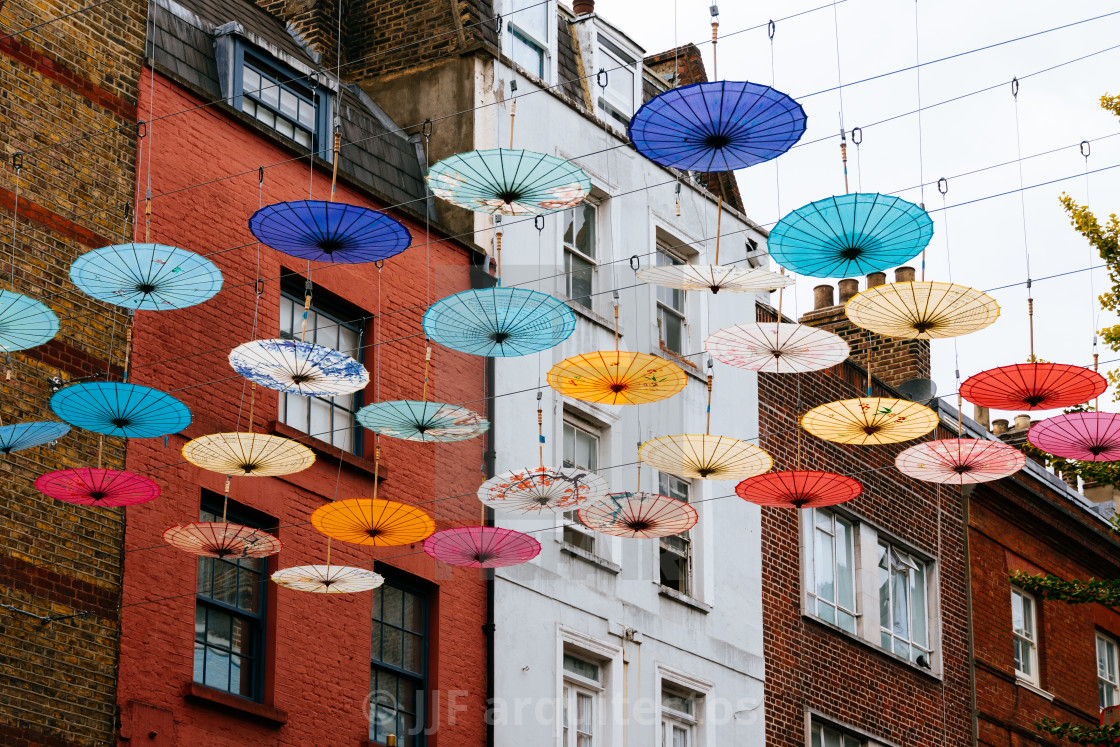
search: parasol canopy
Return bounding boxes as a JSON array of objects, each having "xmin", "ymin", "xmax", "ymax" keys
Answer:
[
  {"xmin": 768, "ymin": 193, "xmax": 933, "ymax": 278},
  {"xmin": 36, "ymin": 468, "xmax": 160, "ymax": 506},
  {"xmin": 636, "ymin": 264, "xmax": 794, "ymax": 295},
  {"xmin": 960, "ymin": 363, "xmax": 1106, "ymax": 412},
  {"xmin": 423, "ymin": 526, "xmax": 541, "ymax": 568},
  {"xmin": 547, "ymin": 351, "xmax": 686, "ymax": 406},
  {"xmin": 163, "ymin": 522, "xmax": 282, "ymax": 558},
  {"xmin": 801, "ymin": 397, "xmax": 938, "ymax": 445},
  {"xmin": 0, "ymin": 290, "xmax": 59, "ymax": 351},
  {"xmin": 705, "ymin": 323, "xmax": 849, "ymax": 374},
  {"xmin": 1028, "ymin": 412, "xmax": 1120, "ymax": 462},
  {"xmin": 182, "ymin": 432, "xmax": 315, "ymax": 477},
  {"xmin": 427, "ymin": 149, "xmax": 590, "ymax": 215},
  {"xmin": 271, "ymin": 564, "xmax": 385, "ymax": 593},
  {"xmin": 0, "ymin": 421, "xmax": 70, "ymax": 454},
  {"xmin": 736, "ymin": 470, "xmax": 862, "ymax": 508},
  {"xmin": 845, "ymin": 281, "xmax": 999, "ymax": 339},
  {"xmin": 311, "ymin": 499, "xmax": 435, "ymax": 546},
  {"xmin": 249, "ymin": 200, "xmax": 411, "ymax": 264},
  {"xmin": 627, "ymin": 81, "xmax": 807, "ymax": 171},
  {"xmin": 478, "ymin": 466, "xmax": 608, "ymax": 514},
  {"xmin": 638, "ymin": 434, "xmax": 772, "ymax": 481},
  {"xmin": 577, "ymin": 491, "xmax": 698, "ymax": 539},
  {"xmin": 228, "ymin": 338, "xmax": 368, "ymax": 396},
  {"xmin": 51, "ymin": 382, "xmax": 191, "ymax": 438},
  {"xmin": 423, "ymin": 288, "xmax": 575, "ymax": 357},
  {"xmin": 895, "ymin": 438, "xmax": 1025, "ymax": 484},
  {"xmin": 69, "ymin": 243, "xmax": 223, "ymax": 310},
  {"xmin": 356, "ymin": 400, "xmax": 489, "ymax": 442}
]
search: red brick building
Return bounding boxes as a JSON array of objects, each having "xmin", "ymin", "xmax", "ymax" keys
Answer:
[{"xmin": 114, "ymin": 0, "xmax": 490, "ymax": 744}]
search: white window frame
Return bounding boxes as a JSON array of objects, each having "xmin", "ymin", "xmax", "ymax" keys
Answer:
[
  {"xmin": 804, "ymin": 508, "xmax": 858, "ymax": 635},
  {"xmin": 878, "ymin": 542, "xmax": 932, "ymax": 665},
  {"xmin": 810, "ymin": 721, "xmax": 864, "ymax": 747},
  {"xmin": 654, "ymin": 246, "xmax": 687, "ymax": 355},
  {"xmin": 1011, "ymin": 586, "xmax": 1039, "ymax": 686},
  {"xmin": 656, "ymin": 666, "xmax": 712, "ymax": 747},
  {"xmin": 1099, "ymin": 633, "xmax": 1120, "ymax": 709},
  {"xmin": 595, "ymin": 37, "xmax": 638, "ymax": 126},
  {"xmin": 563, "ymin": 203, "xmax": 598, "ymax": 309},
  {"xmin": 557, "ymin": 628, "xmax": 622, "ymax": 747},
  {"xmin": 562, "ymin": 416, "xmax": 601, "ymax": 554},
  {"xmin": 505, "ymin": 0, "xmax": 552, "ymax": 82},
  {"xmin": 658, "ymin": 472, "xmax": 692, "ymax": 596}
]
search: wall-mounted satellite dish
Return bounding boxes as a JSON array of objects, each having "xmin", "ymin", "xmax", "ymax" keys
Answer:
[{"xmin": 897, "ymin": 378, "xmax": 937, "ymax": 405}]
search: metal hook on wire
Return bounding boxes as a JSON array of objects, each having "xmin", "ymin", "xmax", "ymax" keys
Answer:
[
  {"xmin": 534, "ymin": 215, "xmax": 545, "ymax": 232},
  {"xmin": 629, "ymin": 255, "xmax": 640, "ymax": 272},
  {"xmin": 937, "ymin": 177, "xmax": 948, "ymax": 196},
  {"xmin": 597, "ymin": 69, "xmax": 608, "ymax": 89},
  {"xmin": 768, "ymin": 19, "xmax": 776, "ymax": 40},
  {"xmin": 850, "ymin": 127, "xmax": 862, "ymax": 146},
  {"xmin": 1011, "ymin": 77, "xmax": 1019, "ymax": 98},
  {"xmin": 1081, "ymin": 140, "xmax": 1091, "ymax": 158}
]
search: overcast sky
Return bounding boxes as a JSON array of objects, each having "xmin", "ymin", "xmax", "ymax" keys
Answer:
[{"xmin": 600, "ymin": 0, "xmax": 1120, "ymax": 418}]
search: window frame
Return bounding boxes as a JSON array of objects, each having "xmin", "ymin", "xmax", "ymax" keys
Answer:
[
  {"xmin": 1099, "ymin": 632, "xmax": 1120, "ymax": 710},
  {"xmin": 805, "ymin": 508, "xmax": 858, "ymax": 634},
  {"xmin": 596, "ymin": 37, "xmax": 637, "ymax": 125},
  {"xmin": 563, "ymin": 203, "xmax": 598, "ymax": 309},
  {"xmin": 660, "ymin": 683, "xmax": 698, "ymax": 747},
  {"xmin": 658, "ymin": 472, "xmax": 692, "ymax": 596},
  {"xmin": 369, "ymin": 578, "xmax": 430, "ymax": 747},
  {"xmin": 810, "ymin": 721, "xmax": 864, "ymax": 747},
  {"xmin": 654, "ymin": 246, "xmax": 687, "ymax": 355},
  {"xmin": 1010, "ymin": 586, "xmax": 1039, "ymax": 686},
  {"xmin": 562, "ymin": 417, "xmax": 601, "ymax": 554},
  {"xmin": 878, "ymin": 541, "xmax": 932, "ymax": 665},
  {"xmin": 562, "ymin": 651, "xmax": 603, "ymax": 747},
  {"xmin": 505, "ymin": 0, "xmax": 551, "ymax": 82}
]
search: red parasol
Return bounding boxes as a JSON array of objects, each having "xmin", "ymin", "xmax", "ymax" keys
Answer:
[
  {"xmin": 423, "ymin": 527, "xmax": 541, "ymax": 568},
  {"xmin": 960, "ymin": 363, "xmax": 1106, "ymax": 412},
  {"xmin": 36, "ymin": 468, "xmax": 160, "ymax": 506},
  {"xmin": 735, "ymin": 470, "xmax": 862, "ymax": 508}
]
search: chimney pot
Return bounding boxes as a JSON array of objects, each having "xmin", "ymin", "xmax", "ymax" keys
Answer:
[
  {"xmin": 992, "ymin": 418, "xmax": 1009, "ymax": 435},
  {"xmin": 1014, "ymin": 414, "xmax": 1031, "ymax": 431},
  {"xmin": 973, "ymin": 405, "xmax": 990, "ymax": 431},
  {"xmin": 895, "ymin": 266, "xmax": 916, "ymax": 283},
  {"xmin": 866, "ymin": 272, "xmax": 886, "ymax": 289},
  {"xmin": 838, "ymin": 278, "xmax": 859, "ymax": 305},
  {"xmin": 813, "ymin": 284, "xmax": 835, "ymax": 310},
  {"xmin": 573, "ymin": 0, "xmax": 595, "ymax": 14}
]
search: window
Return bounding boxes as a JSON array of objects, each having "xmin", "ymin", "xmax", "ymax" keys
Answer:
[
  {"xmin": 507, "ymin": 0, "xmax": 549, "ymax": 80},
  {"xmin": 655, "ymin": 247, "xmax": 686, "ymax": 354},
  {"xmin": 562, "ymin": 653, "xmax": 601, "ymax": 747},
  {"xmin": 597, "ymin": 38, "xmax": 636, "ymax": 124},
  {"xmin": 1099, "ymin": 634, "xmax": 1120, "ymax": 709},
  {"xmin": 658, "ymin": 473, "xmax": 691, "ymax": 595},
  {"xmin": 278, "ymin": 285, "xmax": 364, "ymax": 452},
  {"xmin": 370, "ymin": 582, "xmax": 428, "ymax": 746},
  {"xmin": 660, "ymin": 685, "xmax": 697, "ymax": 747},
  {"xmin": 240, "ymin": 56, "xmax": 321, "ymax": 151},
  {"xmin": 811, "ymin": 722, "xmax": 863, "ymax": 747},
  {"xmin": 1010, "ymin": 586, "xmax": 1038, "ymax": 684},
  {"xmin": 193, "ymin": 500, "xmax": 270, "ymax": 700},
  {"xmin": 806, "ymin": 509, "xmax": 857, "ymax": 634},
  {"xmin": 564, "ymin": 205, "xmax": 597, "ymax": 308},
  {"xmin": 879, "ymin": 542, "xmax": 930, "ymax": 665},
  {"xmin": 563, "ymin": 419, "xmax": 600, "ymax": 553}
]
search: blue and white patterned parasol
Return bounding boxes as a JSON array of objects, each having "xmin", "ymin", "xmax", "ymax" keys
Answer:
[{"xmin": 229, "ymin": 338, "xmax": 368, "ymax": 396}]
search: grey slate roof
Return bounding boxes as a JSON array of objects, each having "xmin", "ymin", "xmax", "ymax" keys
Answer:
[
  {"xmin": 148, "ymin": 0, "xmax": 427, "ymax": 209},
  {"xmin": 556, "ymin": 10, "xmax": 585, "ymax": 107}
]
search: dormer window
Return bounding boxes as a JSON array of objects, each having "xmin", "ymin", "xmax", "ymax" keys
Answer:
[
  {"xmin": 240, "ymin": 55, "xmax": 320, "ymax": 149},
  {"xmin": 507, "ymin": 0, "xmax": 550, "ymax": 80},
  {"xmin": 597, "ymin": 38, "xmax": 635, "ymax": 124}
]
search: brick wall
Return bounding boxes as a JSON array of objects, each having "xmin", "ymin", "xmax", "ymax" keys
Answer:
[{"xmin": 0, "ymin": 0, "xmax": 145, "ymax": 744}]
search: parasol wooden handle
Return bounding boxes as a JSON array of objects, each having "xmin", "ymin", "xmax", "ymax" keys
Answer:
[
  {"xmin": 713, "ymin": 193, "xmax": 723, "ymax": 265},
  {"xmin": 329, "ymin": 130, "xmax": 341, "ymax": 202}
]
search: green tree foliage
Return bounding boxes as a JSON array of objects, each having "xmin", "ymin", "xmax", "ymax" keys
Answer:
[{"xmin": 1036, "ymin": 718, "xmax": 1120, "ymax": 744}]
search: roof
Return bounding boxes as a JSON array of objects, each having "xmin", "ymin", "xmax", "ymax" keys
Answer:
[{"xmin": 148, "ymin": 0, "xmax": 428, "ymax": 209}]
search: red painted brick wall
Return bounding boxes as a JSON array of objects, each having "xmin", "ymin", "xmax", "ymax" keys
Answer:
[{"xmin": 116, "ymin": 69, "xmax": 488, "ymax": 746}]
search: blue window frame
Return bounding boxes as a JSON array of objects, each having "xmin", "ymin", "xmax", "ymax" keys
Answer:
[
  {"xmin": 193, "ymin": 496, "xmax": 273, "ymax": 701},
  {"xmin": 369, "ymin": 580, "xmax": 429, "ymax": 746},
  {"xmin": 231, "ymin": 44, "xmax": 332, "ymax": 158}
]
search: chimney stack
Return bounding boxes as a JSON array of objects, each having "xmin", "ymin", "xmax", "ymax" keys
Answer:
[
  {"xmin": 992, "ymin": 419, "xmax": 1009, "ymax": 435},
  {"xmin": 1013, "ymin": 414, "xmax": 1031, "ymax": 431},
  {"xmin": 813, "ymin": 285, "xmax": 834, "ymax": 311},
  {"xmin": 573, "ymin": 0, "xmax": 595, "ymax": 14},
  {"xmin": 895, "ymin": 266, "xmax": 916, "ymax": 283},
  {"xmin": 838, "ymin": 278, "xmax": 859, "ymax": 305},
  {"xmin": 973, "ymin": 405, "xmax": 990, "ymax": 431},
  {"xmin": 866, "ymin": 272, "xmax": 886, "ymax": 289}
]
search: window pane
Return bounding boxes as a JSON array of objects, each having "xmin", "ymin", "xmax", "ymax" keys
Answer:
[
  {"xmin": 255, "ymin": 106, "xmax": 275, "ymax": 127},
  {"xmin": 275, "ymin": 117, "xmax": 294, "ymax": 138},
  {"xmin": 282, "ymin": 392, "xmax": 308, "ymax": 431},
  {"xmin": 309, "ymin": 397, "xmax": 332, "ymax": 440},
  {"xmin": 836, "ymin": 517, "xmax": 855, "ymax": 612},
  {"xmin": 878, "ymin": 546, "xmax": 890, "ymax": 633},
  {"xmin": 910, "ymin": 562, "xmax": 927, "ymax": 650},
  {"xmin": 279, "ymin": 88, "xmax": 299, "ymax": 119},
  {"xmin": 566, "ymin": 251, "xmax": 594, "ymax": 306},
  {"xmin": 210, "ymin": 561, "xmax": 238, "ymax": 606},
  {"xmin": 298, "ymin": 99, "xmax": 317, "ymax": 128},
  {"xmin": 563, "ymin": 653, "xmax": 599, "ymax": 682},
  {"xmin": 332, "ymin": 405, "xmax": 352, "ymax": 450},
  {"xmin": 563, "ymin": 424, "xmax": 575, "ymax": 467},
  {"xmin": 814, "ymin": 525, "xmax": 835, "ymax": 606},
  {"xmin": 511, "ymin": 31, "xmax": 545, "ymax": 78},
  {"xmin": 891, "ymin": 560, "xmax": 909, "ymax": 640},
  {"xmin": 660, "ymin": 307, "xmax": 683, "ymax": 354},
  {"xmin": 294, "ymin": 128, "xmax": 312, "ymax": 147},
  {"xmin": 243, "ymin": 65, "xmax": 261, "ymax": 97},
  {"xmin": 260, "ymin": 75, "xmax": 279, "ymax": 107},
  {"xmin": 510, "ymin": 0, "xmax": 548, "ymax": 42},
  {"xmin": 576, "ymin": 430, "xmax": 596, "ymax": 472}
]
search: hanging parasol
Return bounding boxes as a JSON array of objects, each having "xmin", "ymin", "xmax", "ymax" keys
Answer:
[
  {"xmin": 356, "ymin": 400, "xmax": 489, "ymax": 442},
  {"xmin": 705, "ymin": 323, "xmax": 849, "ymax": 373},
  {"xmin": 801, "ymin": 397, "xmax": 938, "ymax": 445},
  {"xmin": 69, "ymin": 243, "xmax": 223, "ymax": 310},
  {"xmin": 577, "ymin": 491, "xmax": 698, "ymax": 539},
  {"xmin": 638, "ymin": 434, "xmax": 772, "ymax": 481},
  {"xmin": 311, "ymin": 498, "xmax": 435, "ymax": 546},
  {"xmin": 0, "ymin": 290, "xmax": 59, "ymax": 351},
  {"xmin": 228, "ymin": 338, "xmax": 368, "ymax": 396},
  {"xmin": 51, "ymin": 382, "xmax": 191, "ymax": 438},
  {"xmin": 736, "ymin": 470, "xmax": 862, "ymax": 508},
  {"xmin": 249, "ymin": 200, "xmax": 412, "ymax": 264},
  {"xmin": 423, "ymin": 288, "xmax": 576, "ymax": 357},
  {"xmin": 1028, "ymin": 412, "xmax": 1120, "ymax": 462},
  {"xmin": 767, "ymin": 193, "xmax": 933, "ymax": 278},
  {"xmin": 547, "ymin": 351, "xmax": 686, "ymax": 406},
  {"xmin": 478, "ymin": 466, "xmax": 608, "ymax": 514},
  {"xmin": 164, "ymin": 521, "xmax": 283, "ymax": 558},
  {"xmin": 845, "ymin": 281, "xmax": 1000, "ymax": 339},
  {"xmin": 427, "ymin": 149, "xmax": 591, "ymax": 216},
  {"xmin": 636, "ymin": 264, "xmax": 793, "ymax": 295},
  {"xmin": 182, "ymin": 432, "xmax": 315, "ymax": 476},
  {"xmin": 272, "ymin": 564, "xmax": 385, "ymax": 593},
  {"xmin": 960, "ymin": 363, "xmax": 1106, "ymax": 412},
  {"xmin": 0, "ymin": 421, "xmax": 69, "ymax": 454},
  {"xmin": 36, "ymin": 467, "xmax": 160, "ymax": 506},
  {"xmin": 423, "ymin": 526, "xmax": 541, "ymax": 568},
  {"xmin": 627, "ymin": 81, "xmax": 807, "ymax": 172},
  {"xmin": 895, "ymin": 438, "xmax": 1025, "ymax": 484}
]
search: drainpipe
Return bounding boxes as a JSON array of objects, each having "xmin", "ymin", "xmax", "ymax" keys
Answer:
[{"xmin": 961, "ymin": 484, "xmax": 979, "ymax": 745}]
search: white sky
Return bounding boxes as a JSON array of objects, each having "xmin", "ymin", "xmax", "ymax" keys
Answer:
[{"xmin": 599, "ymin": 0, "xmax": 1120, "ymax": 418}]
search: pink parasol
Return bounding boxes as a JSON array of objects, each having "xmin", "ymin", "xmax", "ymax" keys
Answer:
[
  {"xmin": 1028, "ymin": 412, "xmax": 1120, "ymax": 462},
  {"xmin": 423, "ymin": 526, "xmax": 541, "ymax": 568},
  {"xmin": 36, "ymin": 468, "xmax": 160, "ymax": 506},
  {"xmin": 576, "ymin": 492, "xmax": 698, "ymax": 539},
  {"xmin": 895, "ymin": 438, "xmax": 1025, "ymax": 485},
  {"xmin": 163, "ymin": 522, "xmax": 283, "ymax": 559}
]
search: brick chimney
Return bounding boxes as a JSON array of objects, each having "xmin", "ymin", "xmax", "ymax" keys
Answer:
[
  {"xmin": 573, "ymin": 0, "xmax": 595, "ymax": 14},
  {"xmin": 799, "ymin": 267, "xmax": 930, "ymax": 390},
  {"xmin": 996, "ymin": 414, "xmax": 1046, "ymax": 466}
]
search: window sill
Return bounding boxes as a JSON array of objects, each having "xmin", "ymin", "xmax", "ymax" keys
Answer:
[
  {"xmin": 180, "ymin": 682, "xmax": 288, "ymax": 726},
  {"xmin": 657, "ymin": 584, "xmax": 712, "ymax": 613},
  {"xmin": 268, "ymin": 420, "xmax": 387, "ymax": 482},
  {"xmin": 566, "ymin": 300, "xmax": 621, "ymax": 337},
  {"xmin": 557, "ymin": 539, "xmax": 620, "ymax": 573},
  {"xmin": 1015, "ymin": 677, "xmax": 1054, "ymax": 701},
  {"xmin": 656, "ymin": 341, "xmax": 699, "ymax": 370},
  {"xmin": 650, "ymin": 348, "xmax": 706, "ymax": 382},
  {"xmin": 800, "ymin": 614, "xmax": 942, "ymax": 681}
]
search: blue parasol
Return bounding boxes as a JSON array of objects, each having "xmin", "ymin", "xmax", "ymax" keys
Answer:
[
  {"xmin": 0, "ymin": 290, "xmax": 59, "ymax": 351},
  {"xmin": 70, "ymin": 244, "xmax": 223, "ymax": 310},
  {"xmin": 0, "ymin": 421, "xmax": 70, "ymax": 454},
  {"xmin": 355, "ymin": 400, "xmax": 489, "ymax": 443},
  {"xmin": 423, "ymin": 288, "xmax": 575, "ymax": 357},
  {"xmin": 427, "ymin": 149, "xmax": 591, "ymax": 216},
  {"xmin": 628, "ymin": 81, "xmax": 807, "ymax": 172},
  {"xmin": 249, "ymin": 200, "xmax": 412, "ymax": 264},
  {"xmin": 767, "ymin": 193, "xmax": 934, "ymax": 279},
  {"xmin": 51, "ymin": 382, "xmax": 191, "ymax": 438}
]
